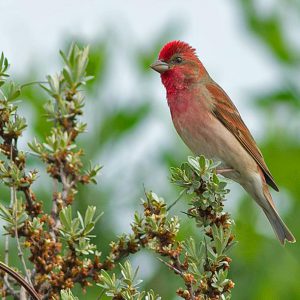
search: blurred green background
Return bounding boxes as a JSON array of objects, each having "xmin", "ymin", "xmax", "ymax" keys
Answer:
[{"xmin": 1, "ymin": 0, "xmax": 300, "ymax": 299}]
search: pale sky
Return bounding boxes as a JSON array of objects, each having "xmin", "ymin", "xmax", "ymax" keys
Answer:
[
  {"xmin": 0, "ymin": 0, "xmax": 279, "ymax": 104},
  {"xmin": 0, "ymin": 0, "xmax": 284, "ymax": 223},
  {"xmin": 0, "ymin": 0, "xmax": 295, "ymax": 292}
]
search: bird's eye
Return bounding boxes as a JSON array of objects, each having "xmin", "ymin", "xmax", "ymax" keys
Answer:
[{"xmin": 174, "ymin": 56, "xmax": 183, "ymax": 64}]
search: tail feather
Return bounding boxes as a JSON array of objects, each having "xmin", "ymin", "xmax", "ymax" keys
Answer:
[
  {"xmin": 262, "ymin": 206, "xmax": 296, "ymax": 245},
  {"xmin": 254, "ymin": 170, "xmax": 296, "ymax": 245}
]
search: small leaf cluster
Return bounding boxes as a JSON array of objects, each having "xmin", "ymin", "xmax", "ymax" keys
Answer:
[
  {"xmin": 103, "ymin": 166, "xmax": 235, "ymax": 300},
  {"xmin": 0, "ymin": 46, "xmax": 103, "ymax": 299},
  {"xmin": 0, "ymin": 201, "xmax": 28, "ymax": 234},
  {"xmin": 104, "ymin": 192, "xmax": 181, "ymax": 270},
  {"xmin": 59, "ymin": 206, "xmax": 102, "ymax": 256},
  {"xmin": 0, "ymin": 160, "xmax": 37, "ymax": 188},
  {"xmin": 40, "ymin": 44, "xmax": 92, "ymax": 132},
  {"xmin": 0, "ymin": 53, "xmax": 43, "ymax": 299},
  {"xmin": 171, "ymin": 156, "xmax": 235, "ymax": 299},
  {"xmin": 171, "ymin": 156, "xmax": 229, "ymax": 227},
  {"xmin": 182, "ymin": 233, "xmax": 235, "ymax": 300},
  {"xmin": 0, "ymin": 52, "xmax": 9, "ymax": 87},
  {"xmin": 0, "ymin": 54, "xmax": 23, "ymax": 145},
  {"xmin": 133, "ymin": 192, "xmax": 181, "ymax": 253},
  {"xmin": 28, "ymin": 44, "xmax": 101, "ymax": 205},
  {"xmin": 98, "ymin": 261, "xmax": 161, "ymax": 300},
  {"xmin": 22, "ymin": 45, "xmax": 104, "ymax": 299},
  {"xmin": 0, "ymin": 53, "xmax": 25, "ymax": 169},
  {"xmin": 22, "ymin": 205, "xmax": 105, "ymax": 299},
  {"xmin": 60, "ymin": 289, "xmax": 79, "ymax": 300},
  {"xmin": 0, "ymin": 53, "xmax": 40, "ymax": 216}
]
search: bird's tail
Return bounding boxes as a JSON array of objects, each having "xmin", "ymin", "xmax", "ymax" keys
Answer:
[
  {"xmin": 262, "ymin": 205, "xmax": 295, "ymax": 245},
  {"xmin": 247, "ymin": 170, "xmax": 296, "ymax": 245},
  {"xmin": 242, "ymin": 170, "xmax": 295, "ymax": 245}
]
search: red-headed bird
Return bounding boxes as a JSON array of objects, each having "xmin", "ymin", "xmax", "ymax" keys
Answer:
[{"xmin": 151, "ymin": 40, "xmax": 295, "ymax": 245}]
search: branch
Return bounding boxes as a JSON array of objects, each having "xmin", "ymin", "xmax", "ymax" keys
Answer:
[
  {"xmin": 13, "ymin": 187, "xmax": 32, "ymax": 286},
  {"xmin": 103, "ymin": 156, "xmax": 236, "ymax": 300},
  {"xmin": 0, "ymin": 262, "xmax": 40, "ymax": 300}
]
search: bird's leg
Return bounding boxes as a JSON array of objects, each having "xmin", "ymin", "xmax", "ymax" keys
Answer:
[{"xmin": 216, "ymin": 168, "xmax": 234, "ymax": 174}]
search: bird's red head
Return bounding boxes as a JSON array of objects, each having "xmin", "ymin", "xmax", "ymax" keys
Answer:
[
  {"xmin": 151, "ymin": 41, "xmax": 206, "ymax": 92},
  {"xmin": 158, "ymin": 40, "xmax": 197, "ymax": 62}
]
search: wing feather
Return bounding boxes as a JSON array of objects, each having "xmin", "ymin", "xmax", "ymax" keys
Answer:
[{"xmin": 206, "ymin": 82, "xmax": 279, "ymax": 191}]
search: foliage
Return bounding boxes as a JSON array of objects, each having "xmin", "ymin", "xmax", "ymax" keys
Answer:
[
  {"xmin": 98, "ymin": 261, "xmax": 161, "ymax": 300},
  {"xmin": 97, "ymin": 155, "xmax": 235, "ymax": 300},
  {"xmin": 60, "ymin": 289, "xmax": 79, "ymax": 300},
  {"xmin": 0, "ymin": 45, "xmax": 104, "ymax": 299},
  {"xmin": 0, "ymin": 45, "xmax": 236, "ymax": 300},
  {"xmin": 2, "ymin": 5, "xmax": 299, "ymax": 297},
  {"xmin": 59, "ymin": 205, "xmax": 102, "ymax": 256}
]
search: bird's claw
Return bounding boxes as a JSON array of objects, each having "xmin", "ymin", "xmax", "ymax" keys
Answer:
[{"xmin": 216, "ymin": 168, "xmax": 234, "ymax": 174}]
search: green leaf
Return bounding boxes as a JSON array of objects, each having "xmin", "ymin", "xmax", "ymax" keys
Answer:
[
  {"xmin": 84, "ymin": 206, "xmax": 96, "ymax": 226},
  {"xmin": 60, "ymin": 289, "xmax": 79, "ymax": 300},
  {"xmin": 59, "ymin": 206, "xmax": 73, "ymax": 230},
  {"xmin": 199, "ymin": 155, "xmax": 206, "ymax": 170}
]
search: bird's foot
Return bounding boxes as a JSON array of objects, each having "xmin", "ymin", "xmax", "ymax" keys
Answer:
[{"xmin": 216, "ymin": 168, "xmax": 234, "ymax": 174}]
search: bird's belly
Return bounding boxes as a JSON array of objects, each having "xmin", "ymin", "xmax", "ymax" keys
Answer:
[
  {"xmin": 178, "ymin": 120, "xmax": 231, "ymax": 166},
  {"xmin": 172, "ymin": 111, "xmax": 257, "ymax": 182}
]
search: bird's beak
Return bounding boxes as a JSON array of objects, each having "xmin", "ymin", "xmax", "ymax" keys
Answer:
[{"xmin": 150, "ymin": 60, "xmax": 169, "ymax": 74}]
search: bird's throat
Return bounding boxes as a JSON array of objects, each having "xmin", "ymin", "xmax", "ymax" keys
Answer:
[{"xmin": 167, "ymin": 92, "xmax": 190, "ymax": 116}]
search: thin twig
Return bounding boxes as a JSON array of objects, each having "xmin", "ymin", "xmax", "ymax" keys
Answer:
[
  {"xmin": 50, "ymin": 178, "xmax": 59, "ymax": 240},
  {"xmin": 60, "ymin": 167, "xmax": 72, "ymax": 202},
  {"xmin": 3, "ymin": 275, "xmax": 19, "ymax": 299},
  {"xmin": 50, "ymin": 103, "xmax": 60, "ymax": 235},
  {"xmin": 176, "ymin": 256, "xmax": 195, "ymax": 300},
  {"xmin": 167, "ymin": 189, "xmax": 186, "ymax": 211},
  {"xmin": 0, "ymin": 262, "xmax": 40, "ymax": 300},
  {"xmin": 3, "ymin": 180, "xmax": 15, "ymax": 300},
  {"xmin": 13, "ymin": 187, "xmax": 33, "ymax": 287},
  {"xmin": 4, "ymin": 225, "xmax": 10, "ymax": 269},
  {"xmin": 10, "ymin": 139, "xmax": 33, "ymax": 290},
  {"xmin": 157, "ymin": 257, "xmax": 182, "ymax": 275},
  {"xmin": 157, "ymin": 257, "xmax": 195, "ymax": 300},
  {"xmin": 20, "ymin": 81, "xmax": 48, "ymax": 89},
  {"xmin": 22, "ymin": 188, "xmax": 34, "ymax": 212},
  {"xmin": 20, "ymin": 287, "xmax": 27, "ymax": 300},
  {"xmin": 2, "ymin": 140, "xmax": 18, "ymax": 299}
]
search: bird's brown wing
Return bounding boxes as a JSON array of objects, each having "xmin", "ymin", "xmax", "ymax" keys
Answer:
[{"xmin": 206, "ymin": 82, "xmax": 279, "ymax": 191}]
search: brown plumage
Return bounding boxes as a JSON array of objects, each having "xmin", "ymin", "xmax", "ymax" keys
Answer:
[{"xmin": 207, "ymin": 83, "xmax": 279, "ymax": 192}]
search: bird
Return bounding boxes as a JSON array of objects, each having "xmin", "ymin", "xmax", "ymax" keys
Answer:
[{"xmin": 150, "ymin": 40, "xmax": 295, "ymax": 245}]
